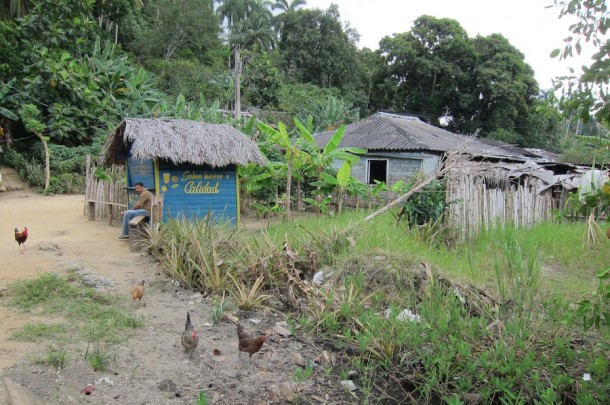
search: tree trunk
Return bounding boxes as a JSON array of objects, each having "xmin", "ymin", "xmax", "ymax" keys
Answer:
[
  {"xmin": 296, "ymin": 180, "xmax": 302, "ymax": 211},
  {"xmin": 285, "ymin": 153, "xmax": 293, "ymax": 221},
  {"xmin": 35, "ymin": 132, "xmax": 50, "ymax": 191},
  {"xmin": 361, "ymin": 152, "xmax": 465, "ymax": 224},
  {"xmin": 1, "ymin": 118, "xmax": 12, "ymax": 150}
]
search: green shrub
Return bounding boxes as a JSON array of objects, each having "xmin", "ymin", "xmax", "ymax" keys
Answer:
[
  {"xmin": 48, "ymin": 173, "xmax": 84, "ymax": 194},
  {"xmin": 20, "ymin": 158, "xmax": 45, "ymax": 188}
]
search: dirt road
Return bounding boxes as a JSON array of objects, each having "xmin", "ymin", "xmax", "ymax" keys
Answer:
[
  {"xmin": 0, "ymin": 190, "xmax": 145, "ymax": 371},
  {"xmin": 0, "ymin": 180, "xmax": 346, "ymax": 404}
]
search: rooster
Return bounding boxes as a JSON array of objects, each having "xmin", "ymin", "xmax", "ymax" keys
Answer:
[
  {"xmin": 181, "ymin": 312, "xmax": 198, "ymax": 357},
  {"xmin": 15, "ymin": 227, "xmax": 28, "ymax": 254},
  {"xmin": 237, "ymin": 322, "xmax": 268, "ymax": 363},
  {"xmin": 130, "ymin": 280, "xmax": 145, "ymax": 305}
]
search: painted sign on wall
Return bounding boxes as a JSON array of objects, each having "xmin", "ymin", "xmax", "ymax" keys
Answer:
[{"xmin": 158, "ymin": 161, "xmax": 238, "ymax": 225}]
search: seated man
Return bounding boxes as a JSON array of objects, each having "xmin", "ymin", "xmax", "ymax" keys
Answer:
[{"xmin": 118, "ymin": 182, "xmax": 153, "ymax": 239}]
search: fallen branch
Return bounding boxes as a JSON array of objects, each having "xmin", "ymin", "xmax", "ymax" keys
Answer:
[{"xmin": 362, "ymin": 151, "xmax": 468, "ymax": 223}]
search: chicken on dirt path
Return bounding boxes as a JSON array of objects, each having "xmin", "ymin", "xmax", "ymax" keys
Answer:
[
  {"xmin": 130, "ymin": 280, "xmax": 145, "ymax": 305},
  {"xmin": 237, "ymin": 322, "xmax": 267, "ymax": 363},
  {"xmin": 14, "ymin": 227, "xmax": 28, "ymax": 254},
  {"xmin": 181, "ymin": 312, "xmax": 198, "ymax": 358}
]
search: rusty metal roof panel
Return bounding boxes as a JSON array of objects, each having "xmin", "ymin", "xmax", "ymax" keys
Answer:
[{"xmin": 314, "ymin": 113, "xmax": 546, "ymax": 162}]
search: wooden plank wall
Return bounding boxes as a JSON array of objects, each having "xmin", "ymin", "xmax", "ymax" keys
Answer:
[
  {"xmin": 446, "ymin": 173, "xmax": 556, "ymax": 240},
  {"xmin": 84, "ymin": 155, "xmax": 126, "ymax": 221}
]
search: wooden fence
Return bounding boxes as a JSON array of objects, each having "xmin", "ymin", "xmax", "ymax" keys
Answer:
[
  {"xmin": 445, "ymin": 173, "xmax": 570, "ymax": 240},
  {"xmin": 84, "ymin": 155, "xmax": 126, "ymax": 224}
]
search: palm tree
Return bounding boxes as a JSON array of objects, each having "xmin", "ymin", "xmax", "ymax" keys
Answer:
[
  {"xmin": 248, "ymin": 0, "xmax": 274, "ymax": 18},
  {"xmin": 273, "ymin": 0, "xmax": 306, "ymax": 12},
  {"xmin": 270, "ymin": 0, "xmax": 305, "ymax": 35},
  {"xmin": 216, "ymin": 0, "xmax": 249, "ymax": 37},
  {"xmin": 231, "ymin": 14, "xmax": 276, "ymax": 50}
]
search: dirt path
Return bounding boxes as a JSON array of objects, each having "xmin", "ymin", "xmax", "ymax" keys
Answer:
[
  {"xmin": 0, "ymin": 184, "xmax": 348, "ymax": 404},
  {"xmin": 0, "ymin": 190, "xmax": 146, "ymax": 371}
]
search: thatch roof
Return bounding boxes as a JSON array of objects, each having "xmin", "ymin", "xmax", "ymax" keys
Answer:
[{"xmin": 102, "ymin": 118, "xmax": 266, "ymax": 167}]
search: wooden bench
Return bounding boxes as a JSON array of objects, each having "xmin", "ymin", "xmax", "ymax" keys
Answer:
[
  {"xmin": 84, "ymin": 200, "xmax": 128, "ymax": 225},
  {"xmin": 127, "ymin": 194, "xmax": 164, "ymax": 252}
]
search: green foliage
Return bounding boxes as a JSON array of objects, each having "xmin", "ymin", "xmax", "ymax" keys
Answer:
[
  {"xmin": 487, "ymin": 128, "xmax": 521, "ymax": 145},
  {"xmin": 0, "ymin": 21, "xmax": 23, "ymax": 81},
  {"xmin": 560, "ymin": 135, "xmax": 610, "ymax": 166},
  {"xmin": 10, "ymin": 323, "xmax": 68, "ymax": 342},
  {"xmin": 293, "ymin": 360, "xmax": 314, "ymax": 383},
  {"xmin": 576, "ymin": 266, "xmax": 610, "ymax": 330},
  {"xmin": 6, "ymin": 273, "xmax": 142, "ymax": 331},
  {"xmin": 48, "ymin": 173, "xmax": 84, "ymax": 194},
  {"xmin": 553, "ymin": 0, "xmax": 610, "ymax": 125},
  {"xmin": 302, "ymin": 195, "xmax": 332, "ymax": 214},
  {"xmin": 298, "ymin": 95, "xmax": 360, "ymax": 133},
  {"xmin": 35, "ymin": 345, "xmax": 68, "ymax": 370},
  {"xmin": 210, "ymin": 298, "xmax": 227, "ymax": 325},
  {"xmin": 493, "ymin": 231, "xmax": 541, "ymax": 320},
  {"xmin": 4, "ymin": 142, "xmax": 100, "ymax": 192},
  {"xmin": 144, "ymin": 58, "xmax": 222, "ymax": 102},
  {"xmin": 20, "ymin": 157, "xmax": 45, "ymax": 188},
  {"xmin": 134, "ymin": 0, "xmax": 221, "ymax": 63},
  {"xmin": 277, "ymin": 83, "xmax": 340, "ymax": 121},
  {"xmin": 196, "ymin": 391, "xmax": 209, "ymax": 405},
  {"xmin": 279, "ymin": 5, "xmax": 358, "ymax": 90},
  {"xmin": 379, "ymin": 16, "xmax": 539, "ymax": 141},
  {"xmin": 86, "ymin": 346, "xmax": 110, "ymax": 371},
  {"xmin": 0, "ymin": 78, "xmax": 19, "ymax": 121},
  {"xmin": 242, "ymin": 49, "xmax": 282, "ymax": 108},
  {"xmin": 397, "ymin": 179, "xmax": 449, "ymax": 226},
  {"xmin": 154, "ymin": 217, "xmax": 249, "ymax": 293}
]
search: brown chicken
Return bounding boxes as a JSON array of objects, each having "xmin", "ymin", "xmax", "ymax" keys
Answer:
[
  {"xmin": 237, "ymin": 323, "xmax": 268, "ymax": 362},
  {"xmin": 15, "ymin": 227, "xmax": 28, "ymax": 254},
  {"xmin": 181, "ymin": 312, "xmax": 198, "ymax": 357},
  {"xmin": 130, "ymin": 280, "xmax": 145, "ymax": 304}
]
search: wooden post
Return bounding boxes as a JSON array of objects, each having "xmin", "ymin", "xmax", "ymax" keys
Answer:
[
  {"xmin": 108, "ymin": 205, "xmax": 114, "ymax": 226},
  {"xmin": 88, "ymin": 202, "xmax": 95, "ymax": 221},
  {"xmin": 235, "ymin": 45, "xmax": 241, "ymax": 120}
]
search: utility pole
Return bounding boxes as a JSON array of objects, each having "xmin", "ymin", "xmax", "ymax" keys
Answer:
[{"xmin": 234, "ymin": 45, "xmax": 241, "ymax": 120}]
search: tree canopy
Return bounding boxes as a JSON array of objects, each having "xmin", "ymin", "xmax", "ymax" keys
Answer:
[{"xmin": 0, "ymin": 0, "xmax": 596, "ymax": 179}]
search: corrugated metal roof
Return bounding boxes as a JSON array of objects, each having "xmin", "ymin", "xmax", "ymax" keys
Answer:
[{"xmin": 314, "ymin": 112, "xmax": 549, "ymax": 162}]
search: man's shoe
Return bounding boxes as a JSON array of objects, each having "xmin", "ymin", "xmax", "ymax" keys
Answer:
[{"xmin": 118, "ymin": 235, "xmax": 129, "ymax": 240}]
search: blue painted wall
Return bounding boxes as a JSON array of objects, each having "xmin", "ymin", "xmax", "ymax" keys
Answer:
[
  {"xmin": 126, "ymin": 157, "xmax": 155, "ymax": 209},
  {"xmin": 158, "ymin": 161, "xmax": 238, "ymax": 225}
]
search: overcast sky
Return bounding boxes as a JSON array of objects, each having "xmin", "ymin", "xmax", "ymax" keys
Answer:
[{"xmin": 304, "ymin": 0, "xmax": 595, "ymax": 90}]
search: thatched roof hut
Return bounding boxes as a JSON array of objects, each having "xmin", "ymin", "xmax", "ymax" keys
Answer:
[{"xmin": 102, "ymin": 118, "xmax": 266, "ymax": 167}]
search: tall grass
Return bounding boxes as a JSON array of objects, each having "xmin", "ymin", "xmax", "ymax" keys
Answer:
[
  {"xmin": 152, "ymin": 208, "xmax": 610, "ymax": 403},
  {"xmin": 265, "ymin": 210, "xmax": 609, "ymax": 403}
]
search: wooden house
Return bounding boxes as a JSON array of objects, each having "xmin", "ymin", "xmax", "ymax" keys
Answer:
[
  {"xmin": 102, "ymin": 118, "xmax": 266, "ymax": 226},
  {"xmin": 314, "ymin": 112, "xmax": 590, "ymax": 238}
]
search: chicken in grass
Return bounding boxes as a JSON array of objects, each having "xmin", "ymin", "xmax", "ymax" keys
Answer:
[
  {"xmin": 15, "ymin": 227, "xmax": 28, "ymax": 254},
  {"xmin": 237, "ymin": 322, "xmax": 268, "ymax": 362},
  {"xmin": 130, "ymin": 280, "xmax": 145, "ymax": 304},
  {"xmin": 181, "ymin": 312, "xmax": 198, "ymax": 357}
]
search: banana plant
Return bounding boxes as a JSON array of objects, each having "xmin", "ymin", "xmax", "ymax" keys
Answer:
[
  {"xmin": 294, "ymin": 116, "xmax": 366, "ymax": 213},
  {"xmin": 0, "ymin": 78, "xmax": 19, "ymax": 121},
  {"xmin": 309, "ymin": 161, "xmax": 355, "ymax": 214},
  {"xmin": 302, "ymin": 195, "xmax": 333, "ymax": 214},
  {"xmin": 238, "ymin": 162, "xmax": 273, "ymax": 213},
  {"xmin": 258, "ymin": 121, "xmax": 304, "ymax": 220}
]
